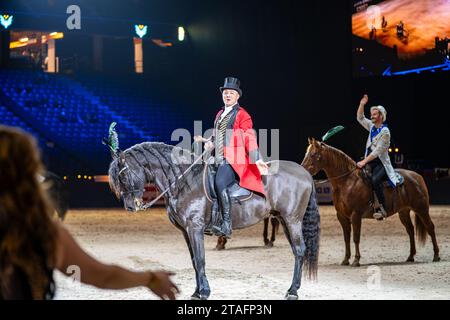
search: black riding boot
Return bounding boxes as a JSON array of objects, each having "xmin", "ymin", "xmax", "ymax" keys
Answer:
[
  {"xmin": 204, "ymin": 200, "xmax": 219, "ymax": 236},
  {"xmin": 373, "ymin": 184, "xmax": 387, "ymax": 220},
  {"xmin": 212, "ymin": 189, "xmax": 232, "ymax": 238}
]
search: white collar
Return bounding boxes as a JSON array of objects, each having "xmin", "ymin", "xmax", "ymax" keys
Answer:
[
  {"xmin": 220, "ymin": 103, "xmax": 237, "ymax": 119},
  {"xmin": 224, "ymin": 103, "xmax": 238, "ymax": 110}
]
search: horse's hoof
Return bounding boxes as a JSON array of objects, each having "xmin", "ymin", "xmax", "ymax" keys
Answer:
[
  {"xmin": 351, "ymin": 261, "xmax": 360, "ymax": 267},
  {"xmin": 215, "ymin": 245, "xmax": 225, "ymax": 251},
  {"xmin": 433, "ymin": 256, "xmax": 441, "ymax": 262},
  {"xmin": 341, "ymin": 260, "xmax": 350, "ymax": 266},
  {"xmin": 406, "ymin": 257, "xmax": 414, "ymax": 262},
  {"xmin": 264, "ymin": 242, "xmax": 274, "ymax": 248},
  {"xmin": 284, "ymin": 293, "xmax": 298, "ymax": 300},
  {"xmin": 191, "ymin": 293, "xmax": 208, "ymax": 300}
]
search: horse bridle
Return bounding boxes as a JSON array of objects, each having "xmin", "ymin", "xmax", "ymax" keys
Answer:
[
  {"xmin": 118, "ymin": 148, "xmax": 211, "ymax": 210},
  {"xmin": 118, "ymin": 157, "xmax": 154, "ymax": 200},
  {"xmin": 307, "ymin": 149, "xmax": 357, "ymax": 185}
]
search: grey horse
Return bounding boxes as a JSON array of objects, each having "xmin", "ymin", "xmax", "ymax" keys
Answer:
[{"xmin": 107, "ymin": 137, "xmax": 320, "ymax": 300}]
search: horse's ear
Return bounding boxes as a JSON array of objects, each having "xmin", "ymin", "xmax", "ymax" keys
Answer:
[
  {"xmin": 308, "ymin": 137, "xmax": 312, "ymax": 144},
  {"xmin": 313, "ymin": 138, "xmax": 323, "ymax": 148},
  {"xmin": 119, "ymin": 152, "xmax": 126, "ymax": 166}
]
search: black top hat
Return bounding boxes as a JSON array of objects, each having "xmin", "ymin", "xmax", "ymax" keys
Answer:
[{"xmin": 220, "ymin": 77, "xmax": 242, "ymax": 97}]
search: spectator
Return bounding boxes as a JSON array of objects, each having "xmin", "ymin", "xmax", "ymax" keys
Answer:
[{"xmin": 0, "ymin": 125, "xmax": 179, "ymax": 300}]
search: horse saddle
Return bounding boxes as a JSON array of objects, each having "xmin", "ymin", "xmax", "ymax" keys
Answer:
[
  {"xmin": 202, "ymin": 157, "xmax": 253, "ymax": 204},
  {"xmin": 363, "ymin": 167, "xmax": 404, "ymax": 218},
  {"xmin": 363, "ymin": 167, "xmax": 405, "ymax": 187}
]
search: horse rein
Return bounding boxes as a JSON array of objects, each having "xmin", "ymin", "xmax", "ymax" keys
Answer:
[
  {"xmin": 118, "ymin": 147, "xmax": 211, "ymax": 211},
  {"xmin": 314, "ymin": 167, "xmax": 358, "ymax": 185},
  {"xmin": 305, "ymin": 146, "xmax": 358, "ymax": 185}
]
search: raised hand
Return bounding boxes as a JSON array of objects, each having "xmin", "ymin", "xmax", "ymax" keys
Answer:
[{"xmin": 360, "ymin": 94, "xmax": 368, "ymax": 106}]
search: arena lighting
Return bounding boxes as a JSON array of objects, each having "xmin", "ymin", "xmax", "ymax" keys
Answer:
[
  {"xmin": 395, "ymin": 148, "xmax": 399, "ymax": 153},
  {"xmin": 10, "ymin": 37, "xmax": 38, "ymax": 49},
  {"xmin": 48, "ymin": 32, "xmax": 64, "ymax": 40},
  {"xmin": 77, "ymin": 175, "xmax": 81, "ymax": 179},
  {"xmin": 0, "ymin": 14, "xmax": 13, "ymax": 29},
  {"xmin": 178, "ymin": 26, "xmax": 185, "ymax": 41},
  {"xmin": 135, "ymin": 24, "xmax": 148, "ymax": 38},
  {"xmin": 152, "ymin": 39, "xmax": 172, "ymax": 47},
  {"xmin": 94, "ymin": 175, "xmax": 110, "ymax": 183},
  {"xmin": 63, "ymin": 176, "xmax": 67, "ymax": 180},
  {"xmin": 389, "ymin": 148, "xmax": 392, "ymax": 153},
  {"xmin": 9, "ymin": 40, "xmax": 27, "ymax": 49},
  {"xmin": 383, "ymin": 59, "xmax": 450, "ymax": 76}
]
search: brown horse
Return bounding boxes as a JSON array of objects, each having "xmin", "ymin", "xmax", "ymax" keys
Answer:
[{"xmin": 301, "ymin": 138, "xmax": 440, "ymax": 266}]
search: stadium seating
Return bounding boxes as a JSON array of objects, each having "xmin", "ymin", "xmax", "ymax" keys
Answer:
[{"xmin": 0, "ymin": 69, "xmax": 191, "ymax": 174}]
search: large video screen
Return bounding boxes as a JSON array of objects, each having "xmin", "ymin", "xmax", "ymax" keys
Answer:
[{"xmin": 352, "ymin": 0, "xmax": 450, "ymax": 76}]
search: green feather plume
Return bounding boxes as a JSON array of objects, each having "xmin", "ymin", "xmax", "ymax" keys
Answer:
[
  {"xmin": 102, "ymin": 122, "xmax": 119, "ymax": 154},
  {"xmin": 321, "ymin": 125, "xmax": 345, "ymax": 142}
]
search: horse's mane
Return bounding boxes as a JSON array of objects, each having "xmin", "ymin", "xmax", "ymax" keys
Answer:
[
  {"xmin": 322, "ymin": 143, "xmax": 357, "ymax": 173},
  {"xmin": 109, "ymin": 142, "xmax": 204, "ymax": 198}
]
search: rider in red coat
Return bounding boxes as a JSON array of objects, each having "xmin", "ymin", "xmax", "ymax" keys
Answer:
[
  {"xmin": 213, "ymin": 104, "xmax": 267, "ymax": 196},
  {"xmin": 195, "ymin": 77, "xmax": 268, "ymax": 238}
]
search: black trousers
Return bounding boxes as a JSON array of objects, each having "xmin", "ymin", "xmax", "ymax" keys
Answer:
[
  {"xmin": 369, "ymin": 158, "xmax": 387, "ymax": 207},
  {"xmin": 214, "ymin": 161, "xmax": 237, "ymax": 195}
]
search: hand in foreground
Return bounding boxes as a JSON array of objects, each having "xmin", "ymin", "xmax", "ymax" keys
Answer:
[{"xmin": 147, "ymin": 271, "xmax": 180, "ymax": 300}]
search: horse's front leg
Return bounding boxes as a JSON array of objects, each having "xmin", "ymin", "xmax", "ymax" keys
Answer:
[
  {"xmin": 351, "ymin": 212, "xmax": 362, "ymax": 267},
  {"xmin": 337, "ymin": 212, "xmax": 351, "ymax": 266},
  {"xmin": 187, "ymin": 227, "xmax": 211, "ymax": 299}
]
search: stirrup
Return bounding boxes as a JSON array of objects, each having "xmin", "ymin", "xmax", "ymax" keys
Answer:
[
  {"xmin": 211, "ymin": 224, "xmax": 232, "ymax": 239},
  {"xmin": 373, "ymin": 207, "xmax": 387, "ymax": 220}
]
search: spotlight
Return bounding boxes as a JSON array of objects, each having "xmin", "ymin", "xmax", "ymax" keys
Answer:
[
  {"xmin": 63, "ymin": 176, "xmax": 67, "ymax": 180},
  {"xmin": 395, "ymin": 148, "xmax": 399, "ymax": 153},
  {"xmin": 84, "ymin": 175, "xmax": 87, "ymax": 179},
  {"xmin": 77, "ymin": 175, "xmax": 81, "ymax": 179},
  {"xmin": 389, "ymin": 148, "xmax": 392, "ymax": 153},
  {"xmin": 178, "ymin": 26, "xmax": 185, "ymax": 42},
  {"xmin": 48, "ymin": 32, "xmax": 64, "ymax": 39}
]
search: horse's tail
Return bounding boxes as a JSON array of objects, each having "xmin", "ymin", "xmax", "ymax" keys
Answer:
[
  {"xmin": 413, "ymin": 173, "xmax": 429, "ymax": 246},
  {"xmin": 415, "ymin": 213, "xmax": 428, "ymax": 246},
  {"xmin": 302, "ymin": 182, "xmax": 320, "ymax": 280}
]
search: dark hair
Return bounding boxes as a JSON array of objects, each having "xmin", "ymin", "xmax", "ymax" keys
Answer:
[{"xmin": 0, "ymin": 126, "xmax": 57, "ymax": 299}]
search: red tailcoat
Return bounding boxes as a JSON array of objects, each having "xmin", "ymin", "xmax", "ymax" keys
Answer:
[{"xmin": 214, "ymin": 106, "xmax": 266, "ymax": 196}]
